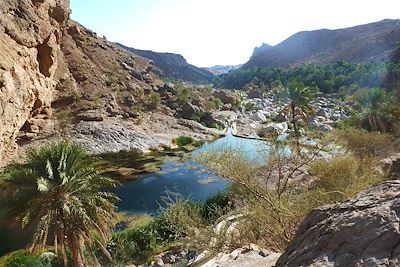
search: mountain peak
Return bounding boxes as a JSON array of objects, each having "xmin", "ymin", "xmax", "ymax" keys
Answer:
[
  {"xmin": 251, "ymin": 43, "xmax": 272, "ymax": 59},
  {"xmin": 244, "ymin": 19, "xmax": 400, "ymax": 68}
]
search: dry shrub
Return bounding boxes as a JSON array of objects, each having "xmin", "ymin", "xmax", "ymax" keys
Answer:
[
  {"xmin": 308, "ymin": 155, "xmax": 385, "ymax": 204},
  {"xmin": 196, "ymin": 134, "xmax": 388, "ymax": 253},
  {"xmin": 335, "ymin": 127, "xmax": 394, "ymax": 159}
]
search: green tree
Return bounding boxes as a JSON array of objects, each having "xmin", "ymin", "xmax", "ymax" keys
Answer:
[
  {"xmin": 3, "ymin": 142, "xmax": 119, "ymax": 267},
  {"xmin": 356, "ymin": 87, "xmax": 393, "ymax": 132},
  {"xmin": 274, "ymin": 79, "xmax": 317, "ymax": 145}
]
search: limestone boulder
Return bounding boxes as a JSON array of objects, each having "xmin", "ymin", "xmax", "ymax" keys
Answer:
[
  {"xmin": 248, "ymin": 90, "xmax": 263, "ymax": 99},
  {"xmin": 276, "ymin": 180, "xmax": 400, "ymax": 267},
  {"xmin": 250, "ymin": 111, "xmax": 267, "ymax": 123},
  {"xmin": 213, "ymin": 90, "xmax": 239, "ymax": 104},
  {"xmin": 181, "ymin": 102, "xmax": 201, "ymax": 119}
]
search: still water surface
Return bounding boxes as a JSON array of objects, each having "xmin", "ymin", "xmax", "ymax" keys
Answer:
[{"xmin": 0, "ymin": 131, "xmax": 268, "ymax": 255}]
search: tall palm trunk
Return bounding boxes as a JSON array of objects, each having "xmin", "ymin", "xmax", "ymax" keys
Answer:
[
  {"xmin": 69, "ymin": 234, "xmax": 85, "ymax": 267},
  {"xmin": 291, "ymin": 102, "xmax": 300, "ymax": 149}
]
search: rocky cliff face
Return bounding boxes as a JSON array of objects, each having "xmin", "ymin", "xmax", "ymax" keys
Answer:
[
  {"xmin": 244, "ymin": 19, "xmax": 400, "ymax": 68},
  {"xmin": 0, "ymin": 0, "xmax": 70, "ymax": 164}
]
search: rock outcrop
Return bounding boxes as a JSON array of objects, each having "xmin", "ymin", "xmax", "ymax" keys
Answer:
[
  {"xmin": 0, "ymin": 0, "xmax": 70, "ymax": 165},
  {"xmin": 69, "ymin": 120, "xmax": 163, "ymax": 154},
  {"xmin": 276, "ymin": 180, "xmax": 400, "ymax": 267},
  {"xmin": 381, "ymin": 153, "xmax": 400, "ymax": 179}
]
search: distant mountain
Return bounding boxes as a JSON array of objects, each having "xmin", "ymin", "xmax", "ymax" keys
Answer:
[
  {"xmin": 244, "ymin": 19, "xmax": 400, "ymax": 68},
  {"xmin": 206, "ymin": 64, "xmax": 242, "ymax": 75},
  {"xmin": 117, "ymin": 44, "xmax": 213, "ymax": 83},
  {"xmin": 250, "ymin": 43, "xmax": 272, "ymax": 59}
]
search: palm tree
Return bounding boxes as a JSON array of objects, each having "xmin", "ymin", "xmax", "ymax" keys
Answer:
[
  {"xmin": 3, "ymin": 142, "xmax": 119, "ymax": 267},
  {"xmin": 356, "ymin": 87, "xmax": 393, "ymax": 132},
  {"xmin": 273, "ymin": 79, "xmax": 317, "ymax": 145}
]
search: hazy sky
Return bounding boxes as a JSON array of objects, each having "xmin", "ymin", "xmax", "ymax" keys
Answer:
[{"xmin": 70, "ymin": 0, "xmax": 400, "ymax": 67}]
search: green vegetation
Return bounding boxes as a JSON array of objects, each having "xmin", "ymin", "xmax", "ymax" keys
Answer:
[
  {"xmin": 309, "ymin": 155, "xmax": 384, "ymax": 203},
  {"xmin": 214, "ymin": 60, "xmax": 400, "ymax": 94},
  {"xmin": 213, "ymin": 98, "xmax": 223, "ymax": 109},
  {"xmin": 273, "ymin": 79, "xmax": 317, "ymax": 144},
  {"xmin": 1, "ymin": 60, "xmax": 399, "ymax": 265},
  {"xmin": 355, "ymin": 87, "xmax": 399, "ymax": 132},
  {"xmin": 172, "ymin": 136, "xmax": 194, "ymax": 147},
  {"xmin": 149, "ymin": 91, "xmax": 161, "ymax": 108},
  {"xmin": 176, "ymin": 82, "xmax": 191, "ymax": 103},
  {"xmin": 108, "ymin": 193, "xmax": 233, "ymax": 265},
  {"xmin": 244, "ymin": 102, "xmax": 256, "ymax": 112},
  {"xmin": 335, "ymin": 127, "xmax": 394, "ymax": 159},
  {"xmin": 1, "ymin": 251, "xmax": 43, "ymax": 267},
  {"xmin": 1, "ymin": 142, "xmax": 119, "ymax": 267},
  {"xmin": 192, "ymin": 111, "xmax": 212, "ymax": 124}
]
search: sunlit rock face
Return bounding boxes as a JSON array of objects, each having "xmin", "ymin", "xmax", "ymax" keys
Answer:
[
  {"xmin": 0, "ymin": 0, "xmax": 70, "ymax": 165},
  {"xmin": 276, "ymin": 180, "xmax": 400, "ymax": 267}
]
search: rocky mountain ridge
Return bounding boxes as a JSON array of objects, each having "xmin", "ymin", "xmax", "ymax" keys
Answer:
[
  {"xmin": 206, "ymin": 64, "xmax": 242, "ymax": 75},
  {"xmin": 117, "ymin": 44, "xmax": 214, "ymax": 83},
  {"xmin": 250, "ymin": 42, "xmax": 272, "ymax": 59},
  {"xmin": 244, "ymin": 19, "xmax": 400, "ymax": 68}
]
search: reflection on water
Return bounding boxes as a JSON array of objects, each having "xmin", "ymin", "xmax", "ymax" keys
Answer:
[
  {"xmin": 0, "ymin": 130, "xmax": 271, "ymax": 255},
  {"xmin": 113, "ymin": 159, "xmax": 227, "ymax": 215},
  {"xmin": 113, "ymin": 131, "xmax": 271, "ymax": 214}
]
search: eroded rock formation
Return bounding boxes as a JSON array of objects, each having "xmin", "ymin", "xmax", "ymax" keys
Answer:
[
  {"xmin": 0, "ymin": 0, "xmax": 69, "ymax": 165},
  {"xmin": 276, "ymin": 180, "xmax": 400, "ymax": 267}
]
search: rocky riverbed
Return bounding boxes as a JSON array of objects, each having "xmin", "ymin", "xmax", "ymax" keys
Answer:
[{"xmin": 231, "ymin": 90, "xmax": 352, "ymax": 136}]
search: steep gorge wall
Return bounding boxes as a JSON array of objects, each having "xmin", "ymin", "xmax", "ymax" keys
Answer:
[{"xmin": 0, "ymin": 0, "xmax": 70, "ymax": 165}]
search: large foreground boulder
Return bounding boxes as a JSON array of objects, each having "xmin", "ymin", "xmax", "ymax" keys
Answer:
[{"xmin": 276, "ymin": 180, "xmax": 400, "ymax": 267}]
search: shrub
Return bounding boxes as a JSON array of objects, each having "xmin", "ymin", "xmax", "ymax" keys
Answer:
[
  {"xmin": 173, "ymin": 136, "xmax": 194, "ymax": 147},
  {"xmin": 231, "ymin": 100, "xmax": 241, "ymax": 110},
  {"xmin": 192, "ymin": 111, "xmax": 212, "ymax": 125},
  {"xmin": 108, "ymin": 220, "xmax": 158, "ymax": 264},
  {"xmin": 149, "ymin": 92, "xmax": 161, "ymax": 108},
  {"xmin": 154, "ymin": 200, "xmax": 203, "ymax": 240},
  {"xmin": 108, "ymin": 200, "xmax": 204, "ymax": 265},
  {"xmin": 3, "ymin": 251, "xmax": 43, "ymax": 267},
  {"xmin": 213, "ymin": 98, "xmax": 223, "ymax": 109},
  {"xmin": 309, "ymin": 155, "xmax": 385, "ymax": 204},
  {"xmin": 201, "ymin": 190, "xmax": 234, "ymax": 222},
  {"xmin": 244, "ymin": 102, "xmax": 256, "ymax": 111},
  {"xmin": 99, "ymin": 149, "xmax": 143, "ymax": 161},
  {"xmin": 176, "ymin": 83, "xmax": 190, "ymax": 103},
  {"xmin": 335, "ymin": 127, "xmax": 394, "ymax": 159}
]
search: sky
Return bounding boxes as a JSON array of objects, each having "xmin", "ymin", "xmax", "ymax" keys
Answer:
[{"xmin": 70, "ymin": 0, "xmax": 400, "ymax": 67}]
